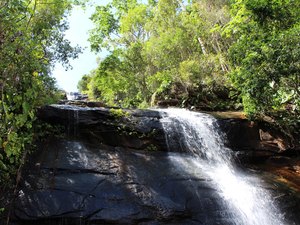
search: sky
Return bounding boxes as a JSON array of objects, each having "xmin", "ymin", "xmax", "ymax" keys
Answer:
[{"xmin": 52, "ymin": 3, "xmax": 106, "ymax": 93}]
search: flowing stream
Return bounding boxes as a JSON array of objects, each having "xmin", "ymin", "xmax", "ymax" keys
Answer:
[{"xmin": 159, "ymin": 108, "xmax": 285, "ymax": 225}]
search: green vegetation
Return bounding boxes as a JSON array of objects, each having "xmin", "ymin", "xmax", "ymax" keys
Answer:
[
  {"xmin": 81, "ymin": 0, "xmax": 233, "ymax": 108},
  {"xmin": 109, "ymin": 108, "xmax": 130, "ymax": 119},
  {"xmin": 0, "ymin": 0, "xmax": 81, "ymax": 188},
  {"xmin": 79, "ymin": 0, "xmax": 299, "ymax": 138},
  {"xmin": 146, "ymin": 144, "xmax": 158, "ymax": 152},
  {"xmin": 224, "ymin": 0, "xmax": 300, "ymax": 137}
]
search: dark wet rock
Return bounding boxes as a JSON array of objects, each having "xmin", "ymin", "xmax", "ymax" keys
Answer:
[
  {"xmin": 37, "ymin": 105, "xmax": 166, "ymax": 152},
  {"xmin": 218, "ymin": 119, "xmax": 281, "ymax": 152},
  {"xmin": 5, "ymin": 106, "xmax": 300, "ymax": 225},
  {"xmin": 58, "ymin": 100, "xmax": 107, "ymax": 108},
  {"xmin": 216, "ymin": 118, "xmax": 300, "ymax": 164},
  {"xmin": 9, "ymin": 139, "xmax": 234, "ymax": 224},
  {"xmin": 157, "ymin": 99, "xmax": 180, "ymax": 107},
  {"xmin": 37, "ymin": 105, "xmax": 299, "ymax": 162},
  {"xmin": 9, "ymin": 138, "xmax": 300, "ymax": 225}
]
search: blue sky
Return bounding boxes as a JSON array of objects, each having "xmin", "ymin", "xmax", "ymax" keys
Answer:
[{"xmin": 52, "ymin": 3, "xmax": 107, "ymax": 92}]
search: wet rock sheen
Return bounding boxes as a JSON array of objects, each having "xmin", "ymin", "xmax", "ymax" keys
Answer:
[{"xmin": 8, "ymin": 105, "xmax": 300, "ymax": 225}]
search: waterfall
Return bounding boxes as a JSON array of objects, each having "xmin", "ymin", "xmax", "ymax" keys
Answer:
[
  {"xmin": 73, "ymin": 109, "xmax": 79, "ymax": 137},
  {"xmin": 159, "ymin": 108, "xmax": 285, "ymax": 225},
  {"xmin": 55, "ymin": 104, "xmax": 80, "ymax": 137}
]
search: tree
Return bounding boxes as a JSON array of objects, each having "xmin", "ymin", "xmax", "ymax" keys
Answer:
[
  {"xmin": 82, "ymin": 0, "xmax": 233, "ymax": 108},
  {"xmin": 224, "ymin": 0, "xmax": 300, "ymax": 117},
  {"xmin": 219, "ymin": 0, "xmax": 300, "ymax": 141},
  {"xmin": 77, "ymin": 74, "xmax": 91, "ymax": 94},
  {"xmin": 0, "ymin": 0, "xmax": 81, "ymax": 183}
]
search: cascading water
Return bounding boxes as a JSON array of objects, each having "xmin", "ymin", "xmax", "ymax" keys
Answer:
[
  {"xmin": 53, "ymin": 104, "xmax": 80, "ymax": 137},
  {"xmin": 159, "ymin": 108, "xmax": 285, "ymax": 225}
]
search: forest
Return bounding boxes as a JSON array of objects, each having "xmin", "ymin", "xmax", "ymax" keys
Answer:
[
  {"xmin": 79, "ymin": 0, "xmax": 299, "ymax": 131},
  {"xmin": 0, "ymin": 0, "xmax": 300, "ymax": 206}
]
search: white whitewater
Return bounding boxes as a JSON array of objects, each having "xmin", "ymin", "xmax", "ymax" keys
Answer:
[{"xmin": 159, "ymin": 108, "xmax": 285, "ymax": 225}]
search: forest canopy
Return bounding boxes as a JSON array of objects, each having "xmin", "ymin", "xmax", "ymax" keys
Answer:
[
  {"xmin": 79, "ymin": 0, "xmax": 299, "ymax": 134},
  {"xmin": 79, "ymin": 0, "xmax": 233, "ymax": 109}
]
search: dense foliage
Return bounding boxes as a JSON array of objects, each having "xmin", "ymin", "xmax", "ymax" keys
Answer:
[
  {"xmin": 0, "ymin": 0, "xmax": 80, "ymax": 184},
  {"xmin": 79, "ymin": 0, "xmax": 299, "ymax": 135},
  {"xmin": 225, "ymin": 0, "xmax": 300, "ymax": 133},
  {"xmin": 79, "ymin": 0, "xmax": 234, "ymax": 108}
]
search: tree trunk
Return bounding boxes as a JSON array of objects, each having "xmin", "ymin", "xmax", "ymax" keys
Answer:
[{"xmin": 197, "ymin": 37, "xmax": 207, "ymax": 55}]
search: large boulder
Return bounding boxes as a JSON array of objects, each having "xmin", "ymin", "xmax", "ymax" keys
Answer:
[
  {"xmin": 37, "ymin": 105, "xmax": 298, "ymax": 162},
  {"xmin": 37, "ymin": 105, "xmax": 167, "ymax": 152}
]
